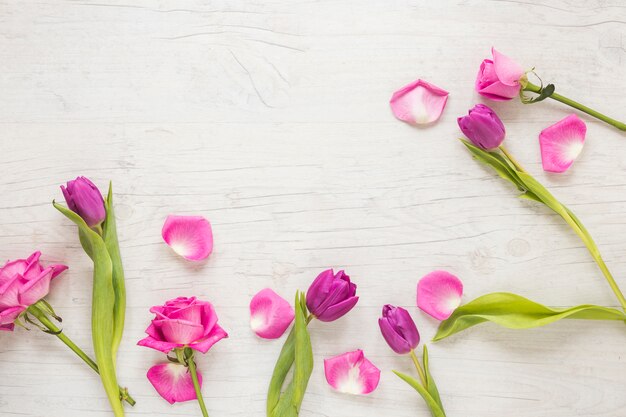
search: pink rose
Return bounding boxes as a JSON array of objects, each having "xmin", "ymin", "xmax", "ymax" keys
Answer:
[
  {"xmin": 0, "ymin": 251, "xmax": 68, "ymax": 331},
  {"xmin": 475, "ymin": 48, "xmax": 525, "ymax": 101},
  {"xmin": 138, "ymin": 296, "xmax": 228, "ymax": 354}
]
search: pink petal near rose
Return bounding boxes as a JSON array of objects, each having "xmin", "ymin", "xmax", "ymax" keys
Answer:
[
  {"xmin": 324, "ymin": 349, "xmax": 381, "ymax": 395},
  {"xmin": 249, "ymin": 288, "xmax": 294, "ymax": 339},
  {"xmin": 162, "ymin": 215, "xmax": 213, "ymax": 261},
  {"xmin": 390, "ymin": 79, "xmax": 449, "ymax": 125},
  {"xmin": 539, "ymin": 114, "xmax": 586, "ymax": 173},
  {"xmin": 147, "ymin": 363, "xmax": 201, "ymax": 404},
  {"xmin": 417, "ymin": 270, "xmax": 463, "ymax": 320}
]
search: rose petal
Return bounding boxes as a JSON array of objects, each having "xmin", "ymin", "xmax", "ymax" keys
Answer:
[
  {"xmin": 156, "ymin": 318, "xmax": 205, "ymax": 345},
  {"xmin": 324, "ymin": 350, "xmax": 381, "ymax": 395},
  {"xmin": 0, "ymin": 275, "xmax": 21, "ymax": 309},
  {"xmin": 492, "ymin": 48, "xmax": 524, "ymax": 87},
  {"xmin": 0, "ymin": 306, "xmax": 25, "ymax": 330},
  {"xmin": 417, "ymin": 270, "xmax": 463, "ymax": 320},
  {"xmin": 539, "ymin": 114, "xmax": 586, "ymax": 173},
  {"xmin": 147, "ymin": 363, "xmax": 201, "ymax": 404},
  {"xmin": 137, "ymin": 335, "xmax": 181, "ymax": 353},
  {"xmin": 18, "ymin": 267, "xmax": 57, "ymax": 306},
  {"xmin": 189, "ymin": 324, "xmax": 228, "ymax": 354},
  {"xmin": 162, "ymin": 215, "xmax": 213, "ymax": 261},
  {"xmin": 390, "ymin": 79, "xmax": 449, "ymax": 125},
  {"xmin": 250, "ymin": 288, "xmax": 294, "ymax": 339}
]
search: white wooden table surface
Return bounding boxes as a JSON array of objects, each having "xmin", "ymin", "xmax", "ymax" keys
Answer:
[{"xmin": 1, "ymin": 1, "xmax": 625, "ymax": 416}]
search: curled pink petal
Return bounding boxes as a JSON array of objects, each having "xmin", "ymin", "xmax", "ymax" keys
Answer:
[
  {"xmin": 18, "ymin": 268, "xmax": 55, "ymax": 306},
  {"xmin": 147, "ymin": 363, "xmax": 201, "ymax": 404},
  {"xmin": 324, "ymin": 350, "xmax": 381, "ymax": 395},
  {"xmin": 492, "ymin": 48, "xmax": 524, "ymax": 87},
  {"xmin": 189, "ymin": 324, "xmax": 228, "ymax": 353},
  {"xmin": 156, "ymin": 318, "xmax": 205, "ymax": 345},
  {"xmin": 539, "ymin": 114, "xmax": 586, "ymax": 173},
  {"xmin": 250, "ymin": 288, "xmax": 294, "ymax": 339},
  {"xmin": 162, "ymin": 215, "xmax": 213, "ymax": 261},
  {"xmin": 417, "ymin": 270, "xmax": 463, "ymax": 320},
  {"xmin": 0, "ymin": 306, "xmax": 25, "ymax": 331},
  {"xmin": 137, "ymin": 336, "xmax": 180, "ymax": 353},
  {"xmin": 390, "ymin": 79, "xmax": 449, "ymax": 125}
]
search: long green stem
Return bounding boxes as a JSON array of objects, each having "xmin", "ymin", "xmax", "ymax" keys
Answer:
[
  {"xmin": 185, "ymin": 349, "xmax": 209, "ymax": 417},
  {"xmin": 498, "ymin": 148, "xmax": 626, "ymax": 312},
  {"xmin": 409, "ymin": 350, "xmax": 427, "ymax": 387},
  {"xmin": 524, "ymin": 82, "xmax": 626, "ymax": 131},
  {"xmin": 27, "ymin": 305, "xmax": 135, "ymax": 406}
]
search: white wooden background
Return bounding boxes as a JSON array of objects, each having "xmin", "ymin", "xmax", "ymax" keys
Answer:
[{"xmin": 1, "ymin": 1, "xmax": 625, "ymax": 416}]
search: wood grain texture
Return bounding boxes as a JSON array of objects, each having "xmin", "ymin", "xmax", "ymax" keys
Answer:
[{"xmin": 1, "ymin": 0, "xmax": 625, "ymax": 416}]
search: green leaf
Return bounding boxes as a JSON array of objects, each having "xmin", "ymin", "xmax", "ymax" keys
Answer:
[
  {"xmin": 53, "ymin": 201, "xmax": 124, "ymax": 416},
  {"xmin": 266, "ymin": 327, "xmax": 296, "ymax": 416},
  {"xmin": 270, "ymin": 292, "xmax": 313, "ymax": 417},
  {"xmin": 460, "ymin": 140, "xmax": 526, "ymax": 192},
  {"xmin": 393, "ymin": 371, "xmax": 446, "ymax": 417},
  {"xmin": 101, "ymin": 183, "xmax": 127, "ymax": 360},
  {"xmin": 422, "ymin": 346, "xmax": 444, "ymax": 412},
  {"xmin": 522, "ymin": 83, "xmax": 555, "ymax": 104},
  {"xmin": 434, "ymin": 292, "xmax": 626, "ymax": 341}
]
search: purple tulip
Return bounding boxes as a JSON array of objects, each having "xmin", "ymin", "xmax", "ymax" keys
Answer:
[
  {"xmin": 457, "ymin": 104, "xmax": 506, "ymax": 150},
  {"xmin": 61, "ymin": 176, "xmax": 106, "ymax": 227},
  {"xmin": 306, "ymin": 269, "xmax": 358, "ymax": 322},
  {"xmin": 378, "ymin": 305, "xmax": 420, "ymax": 354}
]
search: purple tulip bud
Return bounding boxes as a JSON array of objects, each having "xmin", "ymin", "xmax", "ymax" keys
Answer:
[
  {"xmin": 378, "ymin": 304, "xmax": 420, "ymax": 354},
  {"xmin": 306, "ymin": 269, "xmax": 358, "ymax": 322},
  {"xmin": 457, "ymin": 104, "xmax": 506, "ymax": 150},
  {"xmin": 61, "ymin": 176, "xmax": 106, "ymax": 227}
]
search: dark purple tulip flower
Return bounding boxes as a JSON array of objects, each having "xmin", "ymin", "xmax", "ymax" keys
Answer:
[
  {"xmin": 61, "ymin": 176, "xmax": 106, "ymax": 227},
  {"xmin": 378, "ymin": 304, "xmax": 420, "ymax": 354},
  {"xmin": 457, "ymin": 104, "xmax": 506, "ymax": 150},
  {"xmin": 306, "ymin": 269, "xmax": 358, "ymax": 322}
]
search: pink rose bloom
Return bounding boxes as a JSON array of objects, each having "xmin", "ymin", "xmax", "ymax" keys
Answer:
[
  {"xmin": 138, "ymin": 296, "xmax": 228, "ymax": 354},
  {"xmin": 0, "ymin": 251, "xmax": 68, "ymax": 331},
  {"xmin": 476, "ymin": 48, "xmax": 525, "ymax": 101}
]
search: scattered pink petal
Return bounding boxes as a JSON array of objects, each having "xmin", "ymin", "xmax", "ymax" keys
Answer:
[
  {"xmin": 162, "ymin": 215, "xmax": 213, "ymax": 261},
  {"xmin": 324, "ymin": 350, "xmax": 380, "ymax": 395},
  {"xmin": 147, "ymin": 363, "xmax": 201, "ymax": 404},
  {"xmin": 249, "ymin": 288, "xmax": 294, "ymax": 339},
  {"xmin": 390, "ymin": 79, "xmax": 449, "ymax": 125},
  {"xmin": 539, "ymin": 114, "xmax": 586, "ymax": 173},
  {"xmin": 417, "ymin": 270, "xmax": 463, "ymax": 320}
]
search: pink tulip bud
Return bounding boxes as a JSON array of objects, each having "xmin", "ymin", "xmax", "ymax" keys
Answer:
[
  {"xmin": 457, "ymin": 104, "xmax": 506, "ymax": 150},
  {"xmin": 60, "ymin": 176, "xmax": 106, "ymax": 227},
  {"xmin": 378, "ymin": 304, "xmax": 420, "ymax": 354},
  {"xmin": 306, "ymin": 269, "xmax": 358, "ymax": 322}
]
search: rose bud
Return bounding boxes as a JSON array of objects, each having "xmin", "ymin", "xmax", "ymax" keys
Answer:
[
  {"xmin": 61, "ymin": 176, "xmax": 107, "ymax": 227},
  {"xmin": 457, "ymin": 104, "xmax": 506, "ymax": 150},
  {"xmin": 378, "ymin": 304, "xmax": 420, "ymax": 354},
  {"xmin": 138, "ymin": 296, "xmax": 228, "ymax": 354},
  {"xmin": 0, "ymin": 251, "xmax": 68, "ymax": 331},
  {"xmin": 306, "ymin": 269, "xmax": 358, "ymax": 322},
  {"xmin": 475, "ymin": 47, "xmax": 525, "ymax": 101}
]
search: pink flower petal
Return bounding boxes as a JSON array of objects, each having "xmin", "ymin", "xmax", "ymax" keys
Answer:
[
  {"xmin": 189, "ymin": 324, "xmax": 228, "ymax": 354},
  {"xmin": 137, "ymin": 335, "xmax": 181, "ymax": 353},
  {"xmin": 417, "ymin": 270, "xmax": 463, "ymax": 320},
  {"xmin": 0, "ymin": 306, "xmax": 25, "ymax": 331},
  {"xmin": 162, "ymin": 215, "xmax": 213, "ymax": 261},
  {"xmin": 249, "ymin": 288, "xmax": 294, "ymax": 339},
  {"xmin": 147, "ymin": 363, "xmax": 201, "ymax": 404},
  {"xmin": 18, "ymin": 267, "xmax": 55, "ymax": 306},
  {"xmin": 492, "ymin": 48, "xmax": 524, "ymax": 87},
  {"xmin": 324, "ymin": 350, "xmax": 381, "ymax": 395},
  {"xmin": 390, "ymin": 79, "xmax": 449, "ymax": 125},
  {"xmin": 156, "ymin": 318, "xmax": 205, "ymax": 345},
  {"xmin": 539, "ymin": 114, "xmax": 586, "ymax": 173}
]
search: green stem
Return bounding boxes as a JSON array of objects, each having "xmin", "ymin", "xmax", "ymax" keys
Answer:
[
  {"xmin": 27, "ymin": 305, "xmax": 135, "ymax": 406},
  {"xmin": 499, "ymin": 145, "xmax": 524, "ymax": 172},
  {"xmin": 524, "ymin": 82, "xmax": 626, "ymax": 131},
  {"xmin": 185, "ymin": 349, "xmax": 209, "ymax": 417},
  {"xmin": 409, "ymin": 350, "xmax": 427, "ymax": 388}
]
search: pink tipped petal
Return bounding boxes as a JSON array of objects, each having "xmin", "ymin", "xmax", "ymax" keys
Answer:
[
  {"xmin": 390, "ymin": 79, "xmax": 449, "ymax": 125},
  {"xmin": 479, "ymin": 80, "xmax": 522, "ymax": 101},
  {"xmin": 324, "ymin": 350, "xmax": 381, "ymax": 395},
  {"xmin": 0, "ymin": 306, "xmax": 25, "ymax": 328},
  {"xmin": 18, "ymin": 268, "xmax": 55, "ymax": 306},
  {"xmin": 157, "ymin": 319, "xmax": 205, "ymax": 345},
  {"xmin": 50, "ymin": 264, "xmax": 69, "ymax": 279},
  {"xmin": 0, "ymin": 275, "xmax": 21, "ymax": 309},
  {"xmin": 189, "ymin": 324, "xmax": 228, "ymax": 354},
  {"xmin": 417, "ymin": 270, "xmax": 463, "ymax": 320},
  {"xmin": 162, "ymin": 215, "xmax": 213, "ymax": 261},
  {"xmin": 539, "ymin": 114, "xmax": 586, "ymax": 173},
  {"xmin": 147, "ymin": 363, "xmax": 201, "ymax": 404},
  {"xmin": 492, "ymin": 48, "xmax": 524, "ymax": 87},
  {"xmin": 250, "ymin": 288, "xmax": 295, "ymax": 339},
  {"xmin": 137, "ymin": 336, "xmax": 180, "ymax": 353}
]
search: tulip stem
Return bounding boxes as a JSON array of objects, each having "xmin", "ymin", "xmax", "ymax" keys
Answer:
[
  {"xmin": 524, "ymin": 82, "xmax": 626, "ymax": 131},
  {"xmin": 499, "ymin": 146, "xmax": 525, "ymax": 172},
  {"xmin": 27, "ymin": 305, "xmax": 136, "ymax": 406},
  {"xmin": 185, "ymin": 348, "xmax": 209, "ymax": 417},
  {"xmin": 409, "ymin": 350, "xmax": 427, "ymax": 388}
]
